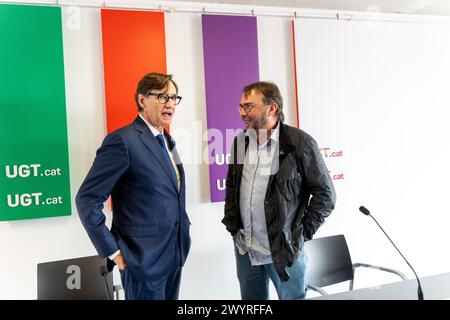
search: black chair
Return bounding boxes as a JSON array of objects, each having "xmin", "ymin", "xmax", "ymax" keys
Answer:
[
  {"xmin": 304, "ymin": 234, "xmax": 407, "ymax": 295},
  {"xmin": 37, "ymin": 255, "xmax": 122, "ymax": 300}
]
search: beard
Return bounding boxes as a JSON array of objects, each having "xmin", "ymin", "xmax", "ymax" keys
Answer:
[{"xmin": 243, "ymin": 112, "xmax": 268, "ymax": 131}]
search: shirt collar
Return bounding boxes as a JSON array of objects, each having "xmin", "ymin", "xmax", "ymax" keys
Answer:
[
  {"xmin": 245, "ymin": 121, "xmax": 280, "ymax": 148},
  {"xmin": 269, "ymin": 121, "xmax": 280, "ymax": 144},
  {"xmin": 139, "ymin": 114, "xmax": 163, "ymax": 137}
]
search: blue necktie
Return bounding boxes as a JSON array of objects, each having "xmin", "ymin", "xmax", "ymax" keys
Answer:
[{"xmin": 155, "ymin": 134, "xmax": 177, "ymax": 181}]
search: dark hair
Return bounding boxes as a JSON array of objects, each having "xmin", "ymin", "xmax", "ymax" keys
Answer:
[
  {"xmin": 242, "ymin": 81, "xmax": 284, "ymax": 122},
  {"xmin": 135, "ymin": 73, "xmax": 178, "ymax": 112}
]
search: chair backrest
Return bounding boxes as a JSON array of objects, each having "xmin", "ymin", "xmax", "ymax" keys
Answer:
[
  {"xmin": 304, "ymin": 234, "xmax": 354, "ymax": 288},
  {"xmin": 37, "ymin": 255, "xmax": 113, "ymax": 300}
]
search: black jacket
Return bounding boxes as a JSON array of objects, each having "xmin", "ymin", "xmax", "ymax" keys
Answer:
[{"xmin": 222, "ymin": 123, "xmax": 336, "ymax": 281}]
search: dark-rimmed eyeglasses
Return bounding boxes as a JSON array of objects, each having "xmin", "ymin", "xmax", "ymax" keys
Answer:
[
  {"xmin": 238, "ymin": 103, "xmax": 268, "ymax": 113},
  {"xmin": 147, "ymin": 93, "xmax": 182, "ymax": 105},
  {"xmin": 238, "ymin": 103, "xmax": 256, "ymax": 113}
]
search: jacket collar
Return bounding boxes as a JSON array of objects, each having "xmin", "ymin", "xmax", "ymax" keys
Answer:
[
  {"xmin": 278, "ymin": 122, "xmax": 296, "ymax": 156},
  {"xmin": 133, "ymin": 116, "xmax": 180, "ymax": 192},
  {"xmin": 136, "ymin": 114, "xmax": 176, "ymax": 150},
  {"xmin": 241, "ymin": 122, "xmax": 296, "ymax": 156}
]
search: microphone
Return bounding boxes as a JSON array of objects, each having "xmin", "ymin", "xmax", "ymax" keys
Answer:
[
  {"xmin": 100, "ymin": 266, "xmax": 112, "ymax": 300},
  {"xmin": 358, "ymin": 206, "xmax": 424, "ymax": 300}
]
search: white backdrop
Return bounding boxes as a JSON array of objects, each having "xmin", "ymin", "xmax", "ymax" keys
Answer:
[{"xmin": 294, "ymin": 17, "xmax": 450, "ymax": 290}]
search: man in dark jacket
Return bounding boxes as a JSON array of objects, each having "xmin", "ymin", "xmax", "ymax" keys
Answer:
[{"xmin": 222, "ymin": 81, "xmax": 335, "ymax": 300}]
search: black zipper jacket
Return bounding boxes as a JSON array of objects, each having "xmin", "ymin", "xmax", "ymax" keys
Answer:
[{"xmin": 222, "ymin": 123, "xmax": 336, "ymax": 281}]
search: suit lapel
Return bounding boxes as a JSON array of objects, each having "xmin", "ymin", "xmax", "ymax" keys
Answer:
[
  {"xmin": 166, "ymin": 131, "xmax": 185, "ymax": 196},
  {"xmin": 134, "ymin": 117, "xmax": 179, "ymax": 193},
  {"xmin": 176, "ymin": 163, "xmax": 185, "ymax": 197}
]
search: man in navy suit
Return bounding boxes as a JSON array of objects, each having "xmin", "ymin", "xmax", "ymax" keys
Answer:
[{"xmin": 76, "ymin": 73, "xmax": 191, "ymax": 300}]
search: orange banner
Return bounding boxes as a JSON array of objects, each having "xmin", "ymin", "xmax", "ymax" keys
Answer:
[{"xmin": 101, "ymin": 9, "xmax": 167, "ymax": 133}]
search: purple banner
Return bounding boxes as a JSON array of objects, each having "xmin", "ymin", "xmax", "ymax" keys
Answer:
[{"xmin": 202, "ymin": 14, "xmax": 260, "ymax": 202}]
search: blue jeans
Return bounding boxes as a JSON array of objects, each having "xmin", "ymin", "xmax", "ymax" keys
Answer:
[{"xmin": 234, "ymin": 247, "xmax": 308, "ymax": 300}]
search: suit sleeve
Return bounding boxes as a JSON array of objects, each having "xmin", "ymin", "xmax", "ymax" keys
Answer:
[
  {"xmin": 300, "ymin": 136, "xmax": 336, "ymax": 241},
  {"xmin": 75, "ymin": 132, "xmax": 129, "ymax": 257}
]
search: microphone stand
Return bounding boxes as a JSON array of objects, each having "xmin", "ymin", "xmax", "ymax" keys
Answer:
[{"xmin": 359, "ymin": 206, "xmax": 424, "ymax": 300}]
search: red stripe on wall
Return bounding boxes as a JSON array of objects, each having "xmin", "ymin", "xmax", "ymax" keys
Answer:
[
  {"xmin": 291, "ymin": 20, "xmax": 300, "ymax": 128},
  {"xmin": 101, "ymin": 9, "xmax": 167, "ymax": 133}
]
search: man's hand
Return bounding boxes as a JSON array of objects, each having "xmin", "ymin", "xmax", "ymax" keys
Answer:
[{"xmin": 113, "ymin": 253, "xmax": 128, "ymax": 271}]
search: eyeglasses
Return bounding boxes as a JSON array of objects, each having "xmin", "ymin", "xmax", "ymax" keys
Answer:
[
  {"xmin": 238, "ymin": 103, "xmax": 268, "ymax": 113},
  {"xmin": 238, "ymin": 103, "xmax": 256, "ymax": 113},
  {"xmin": 147, "ymin": 92, "xmax": 182, "ymax": 105}
]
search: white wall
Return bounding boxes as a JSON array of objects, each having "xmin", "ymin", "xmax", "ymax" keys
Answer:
[
  {"xmin": 294, "ymin": 17, "xmax": 450, "ymax": 291},
  {"xmin": 1, "ymin": 0, "xmax": 449, "ymax": 299}
]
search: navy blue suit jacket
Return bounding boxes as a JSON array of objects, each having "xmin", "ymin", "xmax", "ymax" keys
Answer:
[{"xmin": 76, "ymin": 116, "xmax": 191, "ymax": 282}]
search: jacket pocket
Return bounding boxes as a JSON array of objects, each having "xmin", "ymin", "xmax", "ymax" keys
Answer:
[
  {"xmin": 276, "ymin": 153, "xmax": 302, "ymax": 201},
  {"xmin": 119, "ymin": 224, "xmax": 159, "ymax": 237},
  {"xmin": 277, "ymin": 171, "xmax": 302, "ymax": 201},
  {"xmin": 282, "ymin": 232, "xmax": 296, "ymax": 264}
]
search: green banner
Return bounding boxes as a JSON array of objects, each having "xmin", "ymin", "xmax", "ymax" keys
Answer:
[{"xmin": 0, "ymin": 4, "xmax": 71, "ymax": 221}]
